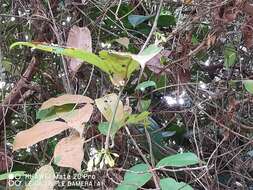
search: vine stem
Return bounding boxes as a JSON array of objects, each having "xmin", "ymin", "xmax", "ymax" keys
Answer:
[
  {"xmin": 137, "ymin": 0, "xmax": 164, "ymax": 84},
  {"xmin": 139, "ymin": 0, "xmax": 164, "ymax": 53},
  {"xmin": 125, "ymin": 127, "xmax": 160, "ymax": 189},
  {"xmin": 104, "ymin": 87, "xmax": 124, "ymax": 151}
]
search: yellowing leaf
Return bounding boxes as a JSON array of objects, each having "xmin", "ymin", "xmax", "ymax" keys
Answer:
[
  {"xmin": 10, "ymin": 42, "xmax": 140, "ymax": 86},
  {"xmin": 54, "ymin": 135, "xmax": 84, "ymax": 172},
  {"xmin": 67, "ymin": 26, "xmax": 92, "ymax": 72},
  {"xmin": 116, "ymin": 44, "xmax": 163, "ymax": 69},
  {"xmin": 99, "ymin": 51, "xmax": 140, "ymax": 86},
  {"xmin": 11, "ymin": 42, "xmax": 162, "ymax": 86},
  {"xmin": 10, "ymin": 42, "xmax": 108, "ymax": 73},
  {"xmin": 13, "ymin": 121, "xmax": 70, "ymax": 151},
  {"xmin": 104, "ymin": 154, "xmax": 115, "ymax": 167},
  {"xmin": 26, "ymin": 165, "xmax": 55, "ymax": 190},
  {"xmin": 126, "ymin": 111, "xmax": 150, "ymax": 124},
  {"xmin": 40, "ymin": 94, "xmax": 93, "ymax": 110},
  {"xmin": 60, "ymin": 103, "xmax": 93, "ymax": 134},
  {"xmin": 95, "ymin": 93, "xmax": 124, "ymax": 123}
]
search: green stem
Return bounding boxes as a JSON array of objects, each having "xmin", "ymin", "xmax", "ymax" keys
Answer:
[{"xmin": 104, "ymin": 87, "xmax": 124, "ymax": 151}]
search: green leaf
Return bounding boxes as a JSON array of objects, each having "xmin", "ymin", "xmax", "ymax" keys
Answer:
[
  {"xmin": 224, "ymin": 44, "xmax": 237, "ymax": 69},
  {"xmin": 160, "ymin": 177, "xmax": 193, "ymax": 190},
  {"xmin": 36, "ymin": 104, "xmax": 75, "ymax": 121},
  {"xmin": 128, "ymin": 15, "xmax": 153, "ymax": 27},
  {"xmin": 98, "ymin": 122, "xmax": 122, "ymax": 137},
  {"xmin": 157, "ymin": 15, "xmax": 176, "ymax": 27},
  {"xmin": 54, "ymin": 155, "xmax": 61, "ymax": 165},
  {"xmin": 156, "ymin": 152, "xmax": 199, "ymax": 168},
  {"xmin": 10, "ymin": 42, "xmax": 141, "ymax": 86},
  {"xmin": 1, "ymin": 60, "xmax": 12, "ymax": 72},
  {"xmin": 116, "ymin": 163, "xmax": 152, "ymax": 190},
  {"xmin": 140, "ymin": 44, "xmax": 163, "ymax": 57},
  {"xmin": 0, "ymin": 171, "xmax": 26, "ymax": 181},
  {"xmin": 98, "ymin": 51, "xmax": 140, "ymax": 86},
  {"xmin": 136, "ymin": 81, "xmax": 156, "ymax": 91},
  {"xmin": 10, "ymin": 42, "xmax": 108, "ymax": 73},
  {"xmin": 140, "ymin": 99, "xmax": 151, "ymax": 111},
  {"xmin": 132, "ymin": 44, "xmax": 163, "ymax": 68},
  {"xmin": 191, "ymin": 35, "xmax": 199, "ymax": 45},
  {"xmin": 126, "ymin": 111, "xmax": 150, "ymax": 124},
  {"xmin": 243, "ymin": 80, "xmax": 253, "ymax": 94}
]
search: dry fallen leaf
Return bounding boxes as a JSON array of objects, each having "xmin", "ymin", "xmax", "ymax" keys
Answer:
[
  {"xmin": 67, "ymin": 26, "xmax": 92, "ymax": 72},
  {"xmin": 95, "ymin": 93, "xmax": 124, "ymax": 123},
  {"xmin": 40, "ymin": 94, "xmax": 93, "ymax": 110},
  {"xmin": 60, "ymin": 103, "xmax": 93, "ymax": 134},
  {"xmin": 54, "ymin": 135, "xmax": 84, "ymax": 172},
  {"xmin": 241, "ymin": 17, "xmax": 253, "ymax": 49},
  {"xmin": 184, "ymin": 0, "xmax": 193, "ymax": 5},
  {"xmin": 26, "ymin": 165, "xmax": 55, "ymax": 190},
  {"xmin": 207, "ymin": 34, "xmax": 216, "ymax": 49},
  {"xmin": 13, "ymin": 121, "xmax": 70, "ymax": 151}
]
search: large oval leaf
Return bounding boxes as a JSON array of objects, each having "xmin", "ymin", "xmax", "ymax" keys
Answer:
[
  {"xmin": 11, "ymin": 42, "xmax": 140, "ymax": 86},
  {"xmin": 116, "ymin": 163, "xmax": 152, "ymax": 190},
  {"xmin": 66, "ymin": 26, "xmax": 92, "ymax": 72},
  {"xmin": 26, "ymin": 165, "xmax": 55, "ymax": 190},
  {"xmin": 97, "ymin": 122, "xmax": 121, "ymax": 137},
  {"xmin": 131, "ymin": 44, "xmax": 163, "ymax": 68},
  {"xmin": 40, "ymin": 94, "xmax": 93, "ymax": 110},
  {"xmin": 98, "ymin": 51, "xmax": 140, "ymax": 86},
  {"xmin": 13, "ymin": 121, "xmax": 70, "ymax": 151},
  {"xmin": 10, "ymin": 42, "xmax": 109, "ymax": 73},
  {"xmin": 36, "ymin": 104, "xmax": 75, "ymax": 121},
  {"xmin": 160, "ymin": 177, "xmax": 193, "ymax": 190},
  {"xmin": 156, "ymin": 152, "xmax": 200, "ymax": 168},
  {"xmin": 60, "ymin": 103, "xmax": 93, "ymax": 134},
  {"xmin": 54, "ymin": 135, "xmax": 84, "ymax": 172}
]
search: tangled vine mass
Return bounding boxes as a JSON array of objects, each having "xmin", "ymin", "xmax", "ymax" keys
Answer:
[{"xmin": 0, "ymin": 0, "xmax": 253, "ymax": 189}]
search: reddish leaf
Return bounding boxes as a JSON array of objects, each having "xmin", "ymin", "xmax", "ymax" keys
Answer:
[
  {"xmin": 146, "ymin": 50, "xmax": 171, "ymax": 74},
  {"xmin": 13, "ymin": 121, "xmax": 70, "ymax": 150},
  {"xmin": 54, "ymin": 135, "xmax": 84, "ymax": 172},
  {"xmin": 61, "ymin": 103, "xmax": 93, "ymax": 134},
  {"xmin": 66, "ymin": 26, "xmax": 92, "ymax": 72},
  {"xmin": 40, "ymin": 94, "xmax": 93, "ymax": 110}
]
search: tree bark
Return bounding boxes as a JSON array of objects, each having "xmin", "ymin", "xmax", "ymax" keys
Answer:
[{"xmin": 0, "ymin": 58, "xmax": 38, "ymax": 133}]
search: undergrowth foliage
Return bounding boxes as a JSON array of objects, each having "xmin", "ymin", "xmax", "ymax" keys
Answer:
[
  {"xmin": 0, "ymin": 0, "xmax": 253, "ymax": 189},
  {"xmin": 9, "ymin": 42, "xmax": 200, "ymax": 189}
]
